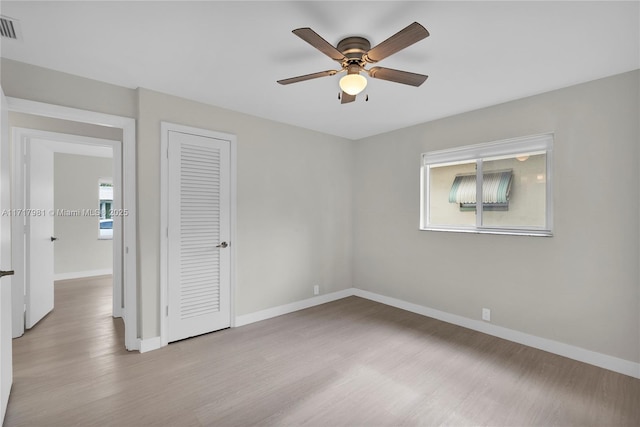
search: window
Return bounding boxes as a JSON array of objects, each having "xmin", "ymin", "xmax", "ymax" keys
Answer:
[
  {"xmin": 421, "ymin": 134, "xmax": 553, "ymax": 236},
  {"xmin": 99, "ymin": 180, "xmax": 113, "ymax": 239}
]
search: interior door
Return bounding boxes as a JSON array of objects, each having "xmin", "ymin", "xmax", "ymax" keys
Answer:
[
  {"xmin": 167, "ymin": 130, "xmax": 231, "ymax": 342},
  {"xmin": 0, "ymin": 87, "xmax": 14, "ymax": 423},
  {"xmin": 25, "ymin": 139, "xmax": 55, "ymax": 328}
]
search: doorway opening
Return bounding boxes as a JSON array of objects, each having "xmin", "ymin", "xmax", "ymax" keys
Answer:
[
  {"xmin": 12, "ymin": 130, "xmax": 120, "ymax": 333},
  {"xmin": 6, "ymin": 98, "xmax": 138, "ymax": 351}
]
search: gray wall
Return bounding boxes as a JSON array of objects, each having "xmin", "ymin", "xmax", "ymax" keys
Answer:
[
  {"xmin": 137, "ymin": 88, "xmax": 354, "ymax": 338},
  {"xmin": 53, "ymin": 153, "xmax": 113, "ymax": 275},
  {"xmin": 2, "ymin": 60, "xmax": 354, "ymax": 340},
  {"xmin": 2, "ymin": 58, "xmax": 136, "ymax": 118},
  {"xmin": 3, "ymin": 58, "xmax": 638, "ymax": 364},
  {"xmin": 352, "ymin": 70, "xmax": 640, "ymax": 363}
]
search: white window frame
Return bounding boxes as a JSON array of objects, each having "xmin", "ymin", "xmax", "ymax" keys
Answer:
[
  {"xmin": 420, "ymin": 133, "xmax": 554, "ymax": 236},
  {"xmin": 98, "ymin": 178, "xmax": 113, "ymax": 240}
]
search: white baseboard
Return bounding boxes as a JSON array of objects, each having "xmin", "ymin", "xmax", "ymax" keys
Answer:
[
  {"xmin": 234, "ymin": 288, "xmax": 354, "ymax": 327},
  {"xmin": 148, "ymin": 285, "xmax": 639, "ymax": 379},
  {"xmin": 54, "ymin": 269, "xmax": 113, "ymax": 281},
  {"xmin": 352, "ymin": 288, "xmax": 640, "ymax": 379},
  {"xmin": 138, "ymin": 336, "xmax": 161, "ymax": 353}
]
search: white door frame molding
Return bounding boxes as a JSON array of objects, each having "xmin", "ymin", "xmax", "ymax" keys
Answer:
[
  {"xmin": 12, "ymin": 128, "xmax": 121, "ymax": 334},
  {"xmin": 6, "ymin": 97, "xmax": 139, "ymax": 351},
  {"xmin": 159, "ymin": 122, "xmax": 237, "ymax": 348},
  {"xmin": 0, "ymin": 87, "xmax": 13, "ymax": 425}
]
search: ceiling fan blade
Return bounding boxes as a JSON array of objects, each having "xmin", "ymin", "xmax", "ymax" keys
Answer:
[
  {"xmin": 277, "ymin": 70, "xmax": 338, "ymax": 85},
  {"xmin": 365, "ymin": 22, "xmax": 429, "ymax": 63},
  {"xmin": 341, "ymin": 91, "xmax": 356, "ymax": 104},
  {"xmin": 292, "ymin": 28, "xmax": 346, "ymax": 62},
  {"xmin": 368, "ymin": 67, "xmax": 428, "ymax": 87}
]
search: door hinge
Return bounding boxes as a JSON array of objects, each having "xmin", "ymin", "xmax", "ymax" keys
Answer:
[{"xmin": 166, "ymin": 306, "xmax": 169, "ymax": 316}]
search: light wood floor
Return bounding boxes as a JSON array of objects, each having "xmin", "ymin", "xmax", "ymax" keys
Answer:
[{"xmin": 5, "ymin": 277, "xmax": 639, "ymax": 426}]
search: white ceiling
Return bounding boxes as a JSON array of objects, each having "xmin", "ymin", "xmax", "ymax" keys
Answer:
[{"xmin": 1, "ymin": 1, "xmax": 638, "ymax": 140}]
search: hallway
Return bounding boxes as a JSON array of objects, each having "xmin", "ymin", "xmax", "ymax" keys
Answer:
[{"xmin": 6, "ymin": 276, "xmax": 128, "ymax": 425}]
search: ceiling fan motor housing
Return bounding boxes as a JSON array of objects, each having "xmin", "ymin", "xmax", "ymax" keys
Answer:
[{"xmin": 337, "ymin": 36, "xmax": 371, "ymax": 68}]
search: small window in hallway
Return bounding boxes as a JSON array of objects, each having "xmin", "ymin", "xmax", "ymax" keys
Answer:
[{"xmin": 99, "ymin": 180, "xmax": 113, "ymax": 239}]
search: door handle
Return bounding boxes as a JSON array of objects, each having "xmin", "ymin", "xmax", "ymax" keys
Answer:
[
  {"xmin": 216, "ymin": 242, "xmax": 228, "ymax": 248},
  {"xmin": 51, "ymin": 236, "xmax": 58, "ymax": 242},
  {"xmin": 0, "ymin": 270, "xmax": 15, "ymax": 278}
]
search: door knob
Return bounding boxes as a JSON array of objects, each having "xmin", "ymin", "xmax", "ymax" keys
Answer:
[
  {"xmin": 0, "ymin": 270, "xmax": 15, "ymax": 278},
  {"xmin": 216, "ymin": 242, "xmax": 228, "ymax": 248},
  {"xmin": 51, "ymin": 236, "xmax": 58, "ymax": 242}
]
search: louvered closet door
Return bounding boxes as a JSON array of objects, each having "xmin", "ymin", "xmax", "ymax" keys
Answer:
[{"xmin": 167, "ymin": 130, "xmax": 230, "ymax": 342}]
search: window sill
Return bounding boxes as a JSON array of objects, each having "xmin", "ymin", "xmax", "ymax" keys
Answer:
[{"xmin": 421, "ymin": 226, "xmax": 552, "ymax": 237}]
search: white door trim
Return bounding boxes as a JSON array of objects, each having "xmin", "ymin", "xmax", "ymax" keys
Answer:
[
  {"xmin": 0, "ymin": 86, "xmax": 13, "ymax": 425},
  {"xmin": 6, "ymin": 97, "xmax": 139, "ymax": 351},
  {"xmin": 159, "ymin": 122, "xmax": 237, "ymax": 347},
  {"xmin": 11, "ymin": 129, "xmax": 121, "ymax": 334}
]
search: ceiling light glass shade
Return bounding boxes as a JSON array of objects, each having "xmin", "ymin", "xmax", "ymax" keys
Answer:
[{"xmin": 339, "ymin": 74, "xmax": 367, "ymax": 95}]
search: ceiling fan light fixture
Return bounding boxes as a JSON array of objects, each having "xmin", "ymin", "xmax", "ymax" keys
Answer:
[{"xmin": 339, "ymin": 73, "xmax": 367, "ymax": 96}]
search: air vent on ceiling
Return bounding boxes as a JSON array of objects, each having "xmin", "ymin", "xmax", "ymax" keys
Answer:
[{"xmin": 0, "ymin": 16, "xmax": 22, "ymax": 40}]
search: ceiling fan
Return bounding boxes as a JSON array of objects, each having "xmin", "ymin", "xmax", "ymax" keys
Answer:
[{"xmin": 277, "ymin": 22, "xmax": 429, "ymax": 104}]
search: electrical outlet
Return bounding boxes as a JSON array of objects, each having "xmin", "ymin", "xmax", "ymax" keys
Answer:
[
  {"xmin": 313, "ymin": 285, "xmax": 319, "ymax": 296},
  {"xmin": 482, "ymin": 308, "xmax": 491, "ymax": 322}
]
